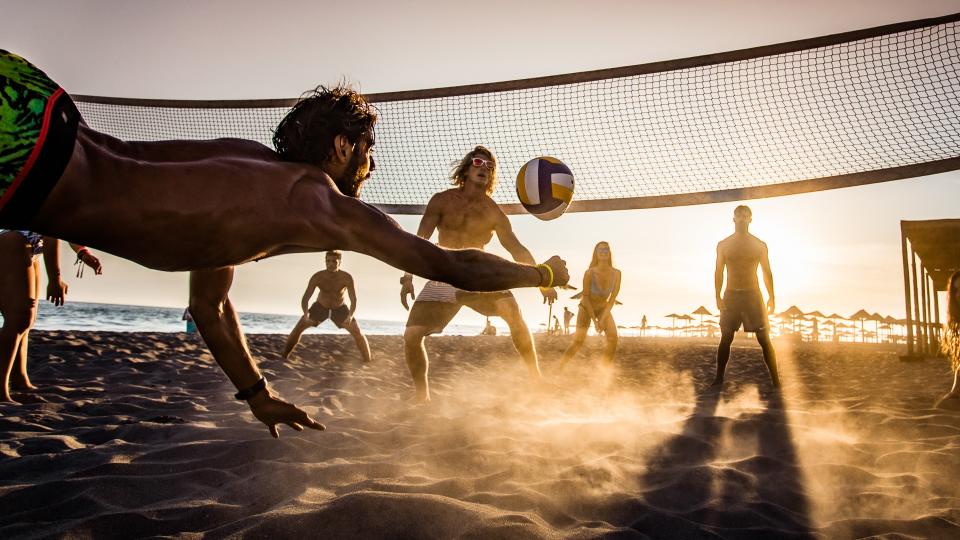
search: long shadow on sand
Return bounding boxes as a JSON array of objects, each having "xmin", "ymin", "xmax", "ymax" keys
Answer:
[{"xmin": 628, "ymin": 384, "xmax": 815, "ymax": 539}]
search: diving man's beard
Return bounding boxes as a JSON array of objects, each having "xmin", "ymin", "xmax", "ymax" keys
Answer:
[{"xmin": 335, "ymin": 153, "xmax": 367, "ymax": 198}]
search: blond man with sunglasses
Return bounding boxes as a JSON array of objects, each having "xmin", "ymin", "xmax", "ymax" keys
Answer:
[{"xmin": 400, "ymin": 146, "xmax": 558, "ymax": 401}]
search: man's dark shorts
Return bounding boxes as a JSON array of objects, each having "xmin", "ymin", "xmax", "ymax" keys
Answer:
[
  {"xmin": 307, "ymin": 303, "xmax": 350, "ymax": 328},
  {"xmin": 0, "ymin": 51, "xmax": 82, "ymax": 227},
  {"xmin": 406, "ymin": 280, "xmax": 513, "ymax": 334},
  {"xmin": 719, "ymin": 289, "xmax": 769, "ymax": 333}
]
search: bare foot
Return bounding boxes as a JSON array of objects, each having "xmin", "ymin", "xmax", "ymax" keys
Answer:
[
  {"xmin": 710, "ymin": 377, "xmax": 724, "ymax": 387},
  {"xmin": 11, "ymin": 379, "xmax": 38, "ymax": 391},
  {"xmin": 408, "ymin": 391, "xmax": 431, "ymax": 404}
]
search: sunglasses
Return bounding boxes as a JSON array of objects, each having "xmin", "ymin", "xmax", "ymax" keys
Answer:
[{"xmin": 471, "ymin": 157, "xmax": 496, "ymax": 170}]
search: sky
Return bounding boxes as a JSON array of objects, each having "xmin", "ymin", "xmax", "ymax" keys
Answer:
[{"xmin": 6, "ymin": 0, "xmax": 960, "ymax": 330}]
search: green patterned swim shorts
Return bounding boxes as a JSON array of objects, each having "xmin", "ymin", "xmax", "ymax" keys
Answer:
[{"xmin": 0, "ymin": 50, "xmax": 81, "ymax": 227}]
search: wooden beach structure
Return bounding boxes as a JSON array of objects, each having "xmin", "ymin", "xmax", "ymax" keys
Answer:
[{"xmin": 900, "ymin": 219, "xmax": 960, "ymax": 358}]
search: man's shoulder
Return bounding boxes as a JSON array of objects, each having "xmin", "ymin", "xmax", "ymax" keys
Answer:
[
  {"xmin": 431, "ymin": 188, "xmax": 461, "ymax": 201},
  {"xmin": 748, "ymin": 233, "xmax": 768, "ymax": 248}
]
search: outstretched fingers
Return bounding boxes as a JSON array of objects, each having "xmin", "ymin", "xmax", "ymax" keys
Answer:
[{"xmin": 298, "ymin": 411, "xmax": 326, "ymax": 431}]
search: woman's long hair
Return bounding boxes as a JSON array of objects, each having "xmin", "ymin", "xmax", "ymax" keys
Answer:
[
  {"xmin": 588, "ymin": 241, "xmax": 613, "ymax": 269},
  {"xmin": 942, "ymin": 271, "xmax": 960, "ymax": 371}
]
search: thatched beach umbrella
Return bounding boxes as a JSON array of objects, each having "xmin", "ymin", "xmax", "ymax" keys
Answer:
[
  {"xmin": 869, "ymin": 312, "xmax": 885, "ymax": 343},
  {"xmin": 692, "ymin": 306, "xmax": 713, "ymax": 336},
  {"xmin": 882, "ymin": 315, "xmax": 900, "ymax": 343},
  {"xmin": 779, "ymin": 305, "xmax": 805, "ymax": 334},
  {"xmin": 826, "ymin": 313, "xmax": 846, "ymax": 342},
  {"xmin": 803, "ymin": 311, "xmax": 826, "ymax": 341},
  {"xmin": 677, "ymin": 314, "xmax": 694, "ymax": 336},
  {"xmin": 665, "ymin": 313, "xmax": 681, "ymax": 336},
  {"xmin": 850, "ymin": 309, "xmax": 872, "ymax": 343},
  {"xmin": 836, "ymin": 322, "xmax": 855, "ymax": 341}
]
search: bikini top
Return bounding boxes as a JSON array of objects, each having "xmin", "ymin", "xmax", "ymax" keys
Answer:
[{"xmin": 590, "ymin": 270, "xmax": 615, "ymax": 298}]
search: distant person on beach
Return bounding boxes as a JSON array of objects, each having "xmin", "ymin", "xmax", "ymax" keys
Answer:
[
  {"xmin": 481, "ymin": 317, "xmax": 497, "ymax": 336},
  {"xmin": 281, "ymin": 251, "xmax": 371, "ymax": 363},
  {"xmin": 0, "ymin": 231, "xmax": 101, "ymax": 402},
  {"xmin": 552, "ymin": 315, "xmax": 562, "ymax": 336},
  {"xmin": 712, "ymin": 205, "xmax": 780, "ymax": 388},
  {"xmin": 641, "ymin": 315, "xmax": 648, "ymax": 337},
  {"xmin": 0, "ymin": 52, "xmax": 567, "ymax": 436},
  {"xmin": 400, "ymin": 146, "xmax": 558, "ymax": 401},
  {"xmin": 563, "ymin": 307, "xmax": 574, "ymax": 335},
  {"xmin": 937, "ymin": 271, "xmax": 960, "ymax": 407},
  {"xmin": 182, "ymin": 308, "xmax": 197, "ymax": 333},
  {"xmin": 558, "ymin": 241, "xmax": 622, "ymax": 370}
]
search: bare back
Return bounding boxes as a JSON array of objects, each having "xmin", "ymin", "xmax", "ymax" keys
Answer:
[
  {"xmin": 32, "ymin": 126, "xmax": 343, "ymax": 271},
  {"xmin": 718, "ymin": 233, "xmax": 767, "ymax": 291}
]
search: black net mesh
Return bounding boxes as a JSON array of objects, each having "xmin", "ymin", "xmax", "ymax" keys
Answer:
[{"xmin": 76, "ymin": 18, "xmax": 960, "ymax": 213}]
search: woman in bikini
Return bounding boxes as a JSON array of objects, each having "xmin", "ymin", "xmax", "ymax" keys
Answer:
[
  {"xmin": 0, "ymin": 230, "xmax": 101, "ymax": 402},
  {"xmin": 937, "ymin": 270, "xmax": 960, "ymax": 407},
  {"xmin": 558, "ymin": 241, "xmax": 622, "ymax": 370}
]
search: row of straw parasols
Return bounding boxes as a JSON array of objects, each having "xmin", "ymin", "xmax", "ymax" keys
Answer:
[{"xmin": 654, "ymin": 306, "xmax": 909, "ymax": 343}]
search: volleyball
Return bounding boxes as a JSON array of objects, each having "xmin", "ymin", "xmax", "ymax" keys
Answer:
[{"xmin": 515, "ymin": 156, "xmax": 575, "ymax": 220}]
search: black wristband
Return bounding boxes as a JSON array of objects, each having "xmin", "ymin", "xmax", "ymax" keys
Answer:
[{"xmin": 234, "ymin": 377, "xmax": 267, "ymax": 401}]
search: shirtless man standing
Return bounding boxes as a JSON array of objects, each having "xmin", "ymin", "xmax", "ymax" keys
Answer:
[
  {"xmin": 0, "ymin": 51, "xmax": 568, "ymax": 436},
  {"xmin": 712, "ymin": 205, "xmax": 781, "ymax": 388},
  {"xmin": 400, "ymin": 146, "xmax": 557, "ymax": 401},
  {"xmin": 282, "ymin": 251, "xmax": 371, "ymax": 363}
]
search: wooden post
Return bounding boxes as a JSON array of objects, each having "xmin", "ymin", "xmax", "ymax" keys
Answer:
[
  {"xmin": 934, "ymin": 282, "xmax": 942, "ymax": 354},
  {"xmin": 901, "ymin": 225, "xmax": 914, "ymax": 355},
  {"xmin": 927, "ymin": 272, "xmax": 938, "ymax": 353},
  {"xmin": 911, "ymin": 248, "xmax": 923, "ymax": 355},
  {"xmin": 921, "ymin": 265, "xmax": 930, "ymax": 355}
]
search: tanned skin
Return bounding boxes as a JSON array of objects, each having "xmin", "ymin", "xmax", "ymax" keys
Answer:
[
  {"xmin": 0, "ymin": 233, "xmax": 101, "ymax": 402},
  {"xmin": 712, "ymin": 206, "xmax": 780, "ymax": 388},
  {"xmin": 282, "ymin": 252, "xmax": 371, "ymax": 363},
  {"xmin": 18, "ymin": 123, "xmax": 568, "ymax": 437},
  {"xmin": 558, "ymin": 243, "xmax": 622, "ymax": 370},
  {"xmin": 401, "ymin": 153, "xmax": 558, "ymax": 401}
]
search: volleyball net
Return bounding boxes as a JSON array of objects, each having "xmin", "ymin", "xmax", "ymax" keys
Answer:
[{"xmin": 74, "ymin": 13, "xmax": 960, "ymax": 214}]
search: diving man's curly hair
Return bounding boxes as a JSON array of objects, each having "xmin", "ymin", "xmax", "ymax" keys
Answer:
[{"xmin": 273, "ymin": 84, "xmax": 378, "ymax": 166}]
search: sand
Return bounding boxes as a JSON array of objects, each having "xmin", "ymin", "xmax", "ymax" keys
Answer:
[{"xmin": 1, "ymin": 331, "xmax": 958, "ymax": 539}]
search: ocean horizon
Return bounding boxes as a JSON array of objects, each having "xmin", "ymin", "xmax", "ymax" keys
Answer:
[{"xmin": 23, "ymin": 301, "xmax": 485, "ymax": 336}]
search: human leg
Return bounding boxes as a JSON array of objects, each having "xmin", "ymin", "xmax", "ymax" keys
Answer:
[
  {"xmin": 343, "ymin": 318, "xmax": 372, "ymax": 363},
  {"xmin": 558, "ymin": 307, "xmax": 591, "ymax": 371},
  {"xmin": 403, "ymin": 299, "xmax": 459, "ymax": 402},
  {"xmin": 713, "ymin": 330, "xmax": 735, "ymax": 386},
  {"xmin": 470, "ymin": 293, "xmax": 541, "ymax": 380},
  {"xmin": 282, "ymin": 316, "xmax": 318, "ymax": 359},
  {"xmin": 756, "ymin": 330, "xmax": 781, "ymax": 387},
  {"xmin": 0, "ymin": 233, "xmax": 34, "ymax": 401},
  {"xmin": 10, "ymin": 258, "xmax": 40, "ymax": 390},
  {"xmin": 403, "ymin": 325, "xmax": 432, "ymax": 401},
  {"xmin": 600, "ymin": 314, "xmax": 619, "ymax": 365}
]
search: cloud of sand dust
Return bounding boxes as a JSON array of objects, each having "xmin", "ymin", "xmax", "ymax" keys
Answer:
[{"xmin": 769, "ymin": 339, "xmax": 948, "ymax": 530}]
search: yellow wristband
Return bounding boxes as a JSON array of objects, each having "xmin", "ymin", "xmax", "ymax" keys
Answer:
[{"xmin": 536, "ymin": 263, "xmax": 554, "ymax": 288}]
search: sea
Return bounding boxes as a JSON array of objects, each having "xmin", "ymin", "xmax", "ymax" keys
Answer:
[{"xmin": 22, "ymin": 301, "xmax": 485, "ymax": 335}]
